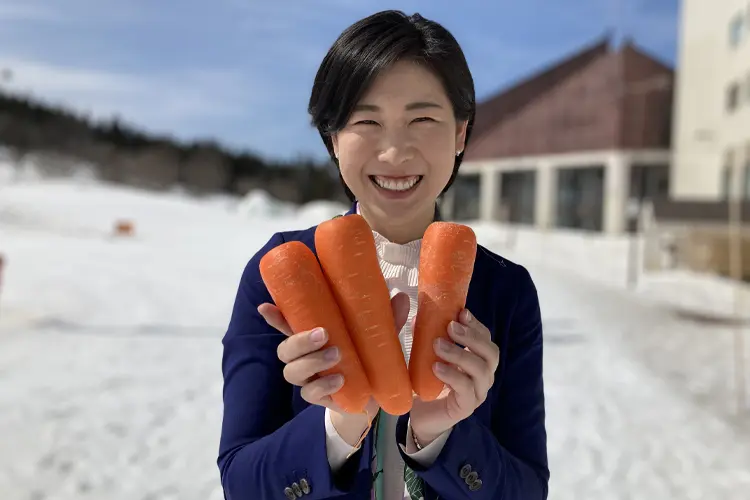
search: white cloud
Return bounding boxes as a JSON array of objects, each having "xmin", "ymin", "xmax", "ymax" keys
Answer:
[{"xmin": 0, "ymin": 56, "xmax": 266, "ymax": 138}]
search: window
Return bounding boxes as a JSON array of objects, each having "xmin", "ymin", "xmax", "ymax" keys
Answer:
[
  {"xmin": 727, "ymin": 82, "xmax": 740, "ymax": 112},
  {"xmin": 722, "ymin": 150, "xmax": 735, "ymax": 199},
  {"xmin": 730, "ymin": 13, "xmax": 744, "ymax": 47}
]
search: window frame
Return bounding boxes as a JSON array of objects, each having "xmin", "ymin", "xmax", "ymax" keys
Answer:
[
  {"xmin": 722, "ymin": 150, "xmax": 735, "ymax": 200},
  {"xmin": 727, "ymin": 81, "xmax": 740, "ymax": 112},
  {"xmin": 729, "ymin": 13, "xmax": 744, "ymax": 47}
]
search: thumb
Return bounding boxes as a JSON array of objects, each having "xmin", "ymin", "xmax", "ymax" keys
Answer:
[{"xmin": 390, "ymin": 290, "xmax": 411, "ymax": 333}]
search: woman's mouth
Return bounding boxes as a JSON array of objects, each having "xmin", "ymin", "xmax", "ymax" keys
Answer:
[{"xmin": 369, "ymin": 175, "xmax": 423, "ymax": 192}]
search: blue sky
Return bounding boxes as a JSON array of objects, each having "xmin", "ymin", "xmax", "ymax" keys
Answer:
[{"xmin": 0, "ymin": 0, "xmax": 679, "ymax": 162}]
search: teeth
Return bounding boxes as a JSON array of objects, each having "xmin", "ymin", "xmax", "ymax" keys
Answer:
[{"xmin": 372, "ymin": 175, "xmax": 420, "ymax": 191}]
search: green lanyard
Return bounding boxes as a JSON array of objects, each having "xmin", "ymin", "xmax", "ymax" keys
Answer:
[
  {"xmin": 372, "ymin": 409, "xmax": 387, "ymax": 500},
  {"xmin": 371, "ymin": 410, "xmax": 427, "ymax": 500}
]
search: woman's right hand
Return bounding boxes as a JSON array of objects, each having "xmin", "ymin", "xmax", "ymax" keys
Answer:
[
  {"xmin": 257, "ymin": 291, "xmax": 410, "ymax": 446},
  {"xmin": 257, "ymin": 302, "xmax": 378, "ymax": 445}
]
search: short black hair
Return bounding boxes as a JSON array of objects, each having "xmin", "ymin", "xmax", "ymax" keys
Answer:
[{"xmin": 308, "ymin": 10, "xmax": 476, "ymax": 202}]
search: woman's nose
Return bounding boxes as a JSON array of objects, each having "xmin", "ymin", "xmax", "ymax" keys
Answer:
[{"xmin": 378, "ymin": 131, "xmax": 414, "ymax": 165}]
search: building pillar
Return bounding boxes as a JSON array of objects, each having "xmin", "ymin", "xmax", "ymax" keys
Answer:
[
  {"xmin": 480, "ymin": 168, "xmax": 500, "ymax": 221},
  {"xmin": 603, "ymin": 153, "xmax": 630, "ymax": 235},
  {"xmin": 535, "ymin": 162, "xmax": 557, "ymax": 229},
  {"xmin": 439, "ymin": 188, "xmax": 455, "ymax": 220}
]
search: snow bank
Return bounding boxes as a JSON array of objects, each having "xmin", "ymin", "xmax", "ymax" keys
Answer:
[
  {"xmin": 235, "ymin": 189, "xmax": 295, "ymax": 218},
  {"xmin": 469, "ymin": 222, "xmax": 750, "ymax": 323},
  {"xmin": 295, "ymin": 200, "xmax": 348, "ymax": 222},
  {"xmin": 0, "ymin": 150, "xmax": 100, "ymax": 186},
  {"xmin": 235, "ymin": 190, "xmax": 348, "ymax": 223}
]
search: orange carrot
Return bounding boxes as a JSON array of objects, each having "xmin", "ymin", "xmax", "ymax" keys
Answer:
[
  {"xmin": 410, "ymin": 222, "xmax": 477, "ymax": 401},
  {"xmin": 315, "ymin": 214, "xmax": 413, "ymax": 416},
  {"xmin": 259, "ymin": 240, "xmax": 371, "ymax": 414}
]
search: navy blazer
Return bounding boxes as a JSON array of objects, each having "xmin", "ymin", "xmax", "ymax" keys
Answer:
[{"xmin": 217, "ymin": 203, "xmax": 549, "ymax": 500}]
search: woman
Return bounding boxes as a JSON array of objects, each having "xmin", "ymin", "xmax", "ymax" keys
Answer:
[{"xmin": 218, "ymin": 10, "xmax": 548, "ymax": 500}]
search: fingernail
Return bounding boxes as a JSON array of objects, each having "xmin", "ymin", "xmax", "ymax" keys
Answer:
[
  {"xmin": 462, "ymin": 309, "xmax": 472, "ymax": 323},
  {"xmin": 450, "ymin": 322, "xmax": 466, "ymax": 336},
  {"xmin": 433, "ymin": 362, "xmax": 446, "ymax": 374},
  {"xmin": 330, "ymin": 374, "xmax": 344, "ymax": 388},
  {"xmin": 435, "ymin": 338, "xmax": 451, "ymax": 352},
  {"xmin": 325, "ymin": 346, "xmax": 339, "ymax": 361},
  {"xmin": 310, "ymin": 328, "xmax": 326, "ymax": 343}
]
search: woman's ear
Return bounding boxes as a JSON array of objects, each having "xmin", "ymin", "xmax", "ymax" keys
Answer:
[{"xmin": 455, "ymin": 120, "xmax": 468, "ymax": 154}]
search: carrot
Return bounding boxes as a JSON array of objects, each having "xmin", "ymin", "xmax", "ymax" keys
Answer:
[
  {"xmin": 315, "ymin": 214, "xmax": 413, "ymax": 416},
  {"xmin": 410, "ymin": 221, "xmax": 477, "ymax": 401},
  {"xmin": 259, "ymin": 240, "xmax": 372, "ymax": 414}
]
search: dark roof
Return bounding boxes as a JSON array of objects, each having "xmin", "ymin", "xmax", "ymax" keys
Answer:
[
  {"xmin": 469, "ymin": 34, "xmax": 611, "ymax": 146},
  {"xmin": 464, "ymin": 34, "xmax": 674, "ymax": 161}
]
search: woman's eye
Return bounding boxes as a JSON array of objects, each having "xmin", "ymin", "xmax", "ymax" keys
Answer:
[
  {"xmin": 412, "ymin": 117, "xmax": 435, "ymax": 123},
  {"xmin": 354, "ymin": 120, "xmax": 379, "ymax": 126}
]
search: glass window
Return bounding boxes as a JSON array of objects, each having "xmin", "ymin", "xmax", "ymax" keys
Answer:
[
  {"xmin": 723, "ymin": 150, "xmax": 734, "ymax": 199},
  {"xmin": 727, "ymin": 82, "xmax": 740, "ymax": 112},
  {"xmin": 729, "ymin": 14, "xmax": 744, "ymax": 47}
]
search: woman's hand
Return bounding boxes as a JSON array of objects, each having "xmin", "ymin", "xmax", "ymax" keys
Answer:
[
  {"xmin": 409, "ymin": 309, "xmax": 500, "ymax": 447},
  {"xmin": 257, "ymin": 291, "xmax": 411, "ymax": 446}
]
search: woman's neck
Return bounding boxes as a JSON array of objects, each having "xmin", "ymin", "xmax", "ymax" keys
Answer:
[{"xmin": 357, "ymin": 202, "xmax": 436, "ymax": 244}]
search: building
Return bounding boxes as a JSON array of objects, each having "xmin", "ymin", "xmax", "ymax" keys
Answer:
[
  {"xmin": 446, "ymin": 35, "xmax": 674, "ymax": 234},
  {"xmin": 671, "ymin": 0, "xmax": 750, "ymax": 201}
]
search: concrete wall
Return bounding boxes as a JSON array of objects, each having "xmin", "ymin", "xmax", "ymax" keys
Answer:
[{"xmin": 672, "ymin": 0, "xmax": 750, "ymax": 199}]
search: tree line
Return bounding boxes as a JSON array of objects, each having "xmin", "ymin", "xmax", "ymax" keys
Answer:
[{"xmin": 0, "ymin": 89, "xmax": 346, "ymax": 204}]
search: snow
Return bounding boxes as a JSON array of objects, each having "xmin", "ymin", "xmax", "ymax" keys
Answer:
[
  {"xmin": 471, "ymin": 222, "xmax": 750, "ymax": 323},
  {"xmin": 1, "ymin": 170, "xmax": 749, "ymax": 499},
  {"xmin": 236, "ymin": 189, "xmax": 296, "ymax": 218}
]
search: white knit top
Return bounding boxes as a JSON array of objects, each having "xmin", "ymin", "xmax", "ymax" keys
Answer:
[{"xmin": 323, "ymin": 209, "xmax": 451, "ymax": 499}]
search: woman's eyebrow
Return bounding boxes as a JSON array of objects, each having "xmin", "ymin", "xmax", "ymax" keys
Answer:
[{"xmin": 353, "ymin": 101, "xmax": 443, "ymax": 112}]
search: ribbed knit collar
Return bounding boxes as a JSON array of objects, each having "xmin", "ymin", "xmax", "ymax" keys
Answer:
[{"xmin": 355, "ymin": 202, "xmax": 422, "ymax": 266}]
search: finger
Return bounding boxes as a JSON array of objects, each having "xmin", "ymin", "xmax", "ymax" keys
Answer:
[
  {"xmin": 459, "ymin": 309, "xmax": 491, "ymax": 338},
  {"xmin": 277, "ymin": 327, "xmax": 328, "ymax": 364},
  {"xmin": 433, "ymin": 362, "xmax": 476, "ymax": 411},
  {"xmin": 434, "ymin": 338, "xmax": 491, "ymax": 399},
  {"xmin": 448, "ymin": 320, "xmax": 500, "ymax": 372},
  {"xmin": 283, "ymin": 346, "xmax": 341, "ymax": 386},
  {"xmin": 257, "ymin": 303, "xmax": 294, "ymax": 337},
  {"xmin": 300, "ymin": 374, "xmax": 345, "ymax": 404},
  {"xmin": 390, "ymin": 291, "xmax": 411, "ymax": 333}
]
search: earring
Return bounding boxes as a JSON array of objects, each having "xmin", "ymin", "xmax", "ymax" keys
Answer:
[{"xmin": 456, "ymin": 150, "xmax": 462, "ymax": 157}]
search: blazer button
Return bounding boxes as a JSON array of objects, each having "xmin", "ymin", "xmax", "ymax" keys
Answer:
[
  {"xmin": 283, "ymin": 486, "xmax": 296, "ymax": 500},
  {"xmin": 459, "ymin": 464, "xmax": 472, "ymax": 479},
  {"xmin": 300, "ymin": 478, "xmax": 310, "ymax": 494},
  {"xmin": 291, "ymin": 482, "xmax": 303, "ymax": 497},
  {"xmin": 465, "ymin": 471, "xmax": 478, "ymax": 485},
  {"xmin": 469, "ymin": 478, "xmax": 483, "ymax": 491}
]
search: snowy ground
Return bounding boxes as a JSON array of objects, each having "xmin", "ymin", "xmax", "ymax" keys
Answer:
[{"xmin": 1, "ymin": 171, "xmax": 749, "ymax": 499}]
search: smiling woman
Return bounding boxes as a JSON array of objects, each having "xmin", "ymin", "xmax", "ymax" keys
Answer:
[
  {"xmin": 218, "ymin": 9, "xmax": 549, "ymax": 500},
  {"xmin": 308, "ymin": 16, "xmax": 475, "ymax": 244}
]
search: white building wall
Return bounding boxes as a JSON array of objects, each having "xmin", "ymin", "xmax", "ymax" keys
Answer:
[
  {"xmin": 672, "ymin": 0, "xmax": 750, "ymax": 199},
  {"xmin": 460, "ymin": 149, "xmax": 670, "ymax": 235}
]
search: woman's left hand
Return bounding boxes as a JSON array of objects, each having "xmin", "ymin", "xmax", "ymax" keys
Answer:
[{"xmin": 408, "ymin": 309, "xmax": 500, "ymax": 447}]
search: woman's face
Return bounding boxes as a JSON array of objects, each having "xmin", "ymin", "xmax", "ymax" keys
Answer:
[{"xmin": 331, "ymin": 60, "xmax": 467, "ymax": 230}]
